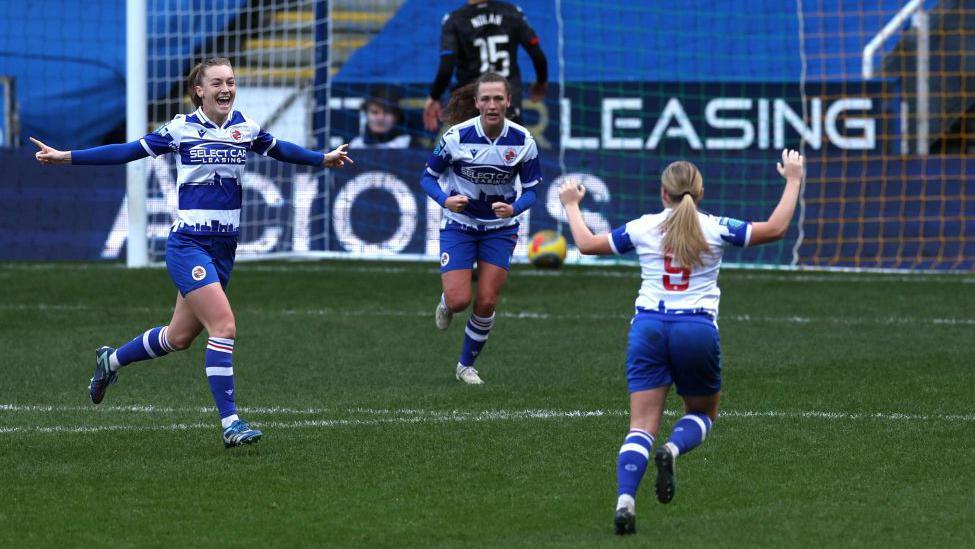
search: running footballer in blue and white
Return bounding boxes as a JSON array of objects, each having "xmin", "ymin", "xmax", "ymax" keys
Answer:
[
  {"xmin": 31, "ymin": 58, "xmax": 352, "ymax": 448},
  {"xmin": 559, "ymin": 149, "xmax": 805, "ymax": 535},
  {"xmin": 420, "ymin": 72, "xmax": 540, "ymax": 384}
]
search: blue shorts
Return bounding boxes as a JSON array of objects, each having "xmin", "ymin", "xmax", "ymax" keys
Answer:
[
  {"xmin": 625, "ymin": 310, "xmax": 722, "ymax": 396},
  {"xmin": 439, "ymin": 221, "xmax": 519, "ymax": 272},
  {"xmin": 165, "ymin": 231, "xmax": 237, "ymax": 296}
]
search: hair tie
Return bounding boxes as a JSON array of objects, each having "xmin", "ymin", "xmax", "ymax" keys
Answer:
[{"xmin": 681, "ymin": 191, "xmax": 692, "ymax": 198}]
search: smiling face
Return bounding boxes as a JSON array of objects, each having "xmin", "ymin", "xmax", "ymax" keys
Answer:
[
  {"xmin": 474, "ymin": 81, "xmax": 510, "ymax": 136},
  {"xmin": 194, "ymin": 64, "xmax": 236, "ymax": 123}
]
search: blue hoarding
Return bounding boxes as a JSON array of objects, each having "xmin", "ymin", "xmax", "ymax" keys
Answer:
[{"xmin": 3, "ymin": 146, "xmax": 973, "ymax": 270}]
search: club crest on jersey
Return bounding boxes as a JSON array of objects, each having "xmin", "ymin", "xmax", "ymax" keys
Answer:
[
  {"xmin": 191, "ymin": 265, "xmax": 206, "ymax": 281},
  {"xmin": 503, "ymin": 148, "xmax": 517, "ymax": 164},
  {"xmin": 197, "ymin": 129, "xmax": 206, "ymax": 138},
  {"xmin": 441, "ymin": 252, "xmax": 450, "ymax": 267},
  {"xmin": 231, "ymin": 129, "xmax": 242, "ymax": 141}
]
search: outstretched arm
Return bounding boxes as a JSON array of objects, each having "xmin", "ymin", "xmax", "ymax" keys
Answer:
[
  {"xmin": 267, "ymin": 141, "xmax": 352, "ymax": 168},
  {"xmin": 31, "ymin": 137, "xmax": 149, "ymax": 165},
  {"xmin": 558, "ymin": 180, "xmax": 614, "ymax": 255},
  {"xmin": 749, "ymin": 149, "xmax": 804, "ymax": 246}
]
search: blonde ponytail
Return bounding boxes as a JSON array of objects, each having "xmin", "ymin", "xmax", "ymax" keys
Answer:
[{"xmin": 660, "ymin": 161, "xmax": 709, "ymax": 268}]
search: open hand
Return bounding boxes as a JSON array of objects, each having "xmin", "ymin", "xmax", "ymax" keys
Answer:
[
  {"xmin": 324, "ymin": 144, "xmax": 353, "ymax": 168},
  {"xmin": 30, "ymin": 137, "xmax": 70, "ymax": 164},
  {"xmin": 776, "ymin": 148, "xmax": 804, "ymax": 181}
]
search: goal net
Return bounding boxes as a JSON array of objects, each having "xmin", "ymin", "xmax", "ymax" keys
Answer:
[{"xmin": 122, "ymin": 0, "xmax": 973, "ymax": 271}]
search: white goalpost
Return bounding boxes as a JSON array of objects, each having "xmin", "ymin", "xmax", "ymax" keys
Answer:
[{"xmin": 126, "ymin": 0, "xmax": 148, "ymax": 267}]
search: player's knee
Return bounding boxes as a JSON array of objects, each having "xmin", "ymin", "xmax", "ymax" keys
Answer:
[
  {"xmin": 166, "ymin": 329, "xmax": 195, "ymax": 351},
  {"xmin": 474, "ymin": 294, "xmax": 499, "ymax": 315},
  {"xmin": 444, "ymin": 291, "xmax": 471, "ymax": 312},
  {"xmin": 209, "ymin": 318, "xmax": 236, "ymax": 339}
]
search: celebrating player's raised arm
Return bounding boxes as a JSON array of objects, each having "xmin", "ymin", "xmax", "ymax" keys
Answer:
[
  {"xmin": 558, "ymin": 180, "xmax": 614, "ymax": 255},
  {"xmin": 31, "ymin": 136, "xmax": 149, "ymax": 165},
  {"xmin": 33, "ymin": 131, "xmax": 351, "ymax": 170},
  {"xmin": 30, "ymin": 138, "xmax": 71, "ymax": 164},
  {"xmin": 749, "ymin": 148, "xmax": 804, "ymax": 245}
]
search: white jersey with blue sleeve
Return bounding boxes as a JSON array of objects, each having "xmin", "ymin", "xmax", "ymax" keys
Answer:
[
  {"xmin": 609, "ymin": 210, "xmax": 752, "ymax": 317},
  {"xmin": 425, "ymin": 116, "xmax": 541, "ymax": 229},
  {"xmin": 139, "ymin": 107, "xmax": 277, "ymax": 236}
]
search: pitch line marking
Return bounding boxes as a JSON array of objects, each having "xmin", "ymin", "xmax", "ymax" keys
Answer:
[
  {"xmin": 2, "ymin": 262, "xmax": 972, "ymax": 283},
  {"xmin": 1, "ymin": 405, "xmax": 973, "ymax": 436},
  {"xmin": 2, "ymin": 302, "xmax": 973, "ymax": 327}
]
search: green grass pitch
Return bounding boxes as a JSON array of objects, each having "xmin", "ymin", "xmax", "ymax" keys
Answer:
[{"xmin": 0, "ymin": 260, "xmax": 973, "ymax": 547}]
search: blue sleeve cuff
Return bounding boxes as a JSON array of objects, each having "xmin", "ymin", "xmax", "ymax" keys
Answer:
[
  {"xmin": 718, "ymin": 217, "xmax": 752, "ymax": 248},
  {"xmin": 609, "ymin": 224, "xmax": 635, "ymax": 255},
  {"xmin": 267, "ymin": 139, "xmax": 324, "ymax": 167},
  {"xmin": 511, "ymin": 188, "xmax": 537, "ymax": 216}
]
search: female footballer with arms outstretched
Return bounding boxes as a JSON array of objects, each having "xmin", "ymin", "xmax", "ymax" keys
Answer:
[
  {"xmin": 558, "ymin": 149, "xmax": 804, "ymax": 535},
  {"xmin": 32, "ymin": 58, "xmax": 352, "ymax": 448}
]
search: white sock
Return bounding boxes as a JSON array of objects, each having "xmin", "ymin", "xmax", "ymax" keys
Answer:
[
  {"xmin": 221, "ymin": 414, "xmax": 239, "ymax": 429},
  {"xmin": 108, "ymin": 352, "xmax": 121, "ymax": 372},
  {"xmin": 616, "ymin": 494, "xmax": 635, "ymax": 512},
  {"xmin": 664, "ymin": 441, "xmax": 681, "ymax": 458}
]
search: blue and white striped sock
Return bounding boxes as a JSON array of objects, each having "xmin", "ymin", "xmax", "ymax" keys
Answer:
[
  {"xmin": 459, "ymin": 312, "xmax": 495, "ymax": 367},
  {"xmin": 617, "ymin": 428, "xmax": 654, "ymax": 497},
  {"xmin": 205, "ymin": 337, "xmax": 238, "ymax": 428},
  {"xmin": 665, "ymin": 413, "xmax": 712, "ymax": 457},
  {"xmin": 110, "ymin": 326, "xmax": 176, "ymax": 371}
]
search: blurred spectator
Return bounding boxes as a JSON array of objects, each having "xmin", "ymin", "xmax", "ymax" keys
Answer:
[{"xmin": 349, "ymin": 88, "xmax": 412, "ymax": 149}]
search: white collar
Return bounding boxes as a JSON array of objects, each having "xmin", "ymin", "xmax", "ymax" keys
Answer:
[
  {"xmin": 196, "ymin": 107, "xmax": 231, "ymax": 129},
  {"xmin": 474, "ymin": 116, "xmax": 509, "ymax": 143}
]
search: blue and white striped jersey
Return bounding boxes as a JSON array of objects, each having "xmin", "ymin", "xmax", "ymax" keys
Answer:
[
  {"xmin": 610, "ymin": 210, "xmax": 752, "ymax": 317},
  {"xmin": 139, "ymin": 108, "xmax": 276, "ymax": 236},
  {"xmin": 425, "ymin": 116, "xmax": 541, "ymax": 229}
]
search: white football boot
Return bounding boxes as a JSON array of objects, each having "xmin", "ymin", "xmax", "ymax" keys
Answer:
[
  {"xmin": 435, "ymin": 295, "xmax": 453, "ymax": 330},
  {"xmin": 455, "ymin": 363, "xmax": 484, "ymax": 385}
]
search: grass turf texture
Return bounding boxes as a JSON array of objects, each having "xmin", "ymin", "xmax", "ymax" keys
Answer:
[{"xmin": 0, "ymin": 261, "xmax": 973, "ymax": 547}]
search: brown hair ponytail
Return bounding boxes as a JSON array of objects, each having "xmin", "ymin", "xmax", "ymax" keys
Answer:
[
  {"xmin": 441, "ymin": 72, "xmax": 512, "ymax": 127},
  {"xmin": 186, "ymin": 57, "xmax": 233, "ymax": 108},
  {"xmin": 659, "ymin": 161, "xmax": 710, "ymax": 268}
]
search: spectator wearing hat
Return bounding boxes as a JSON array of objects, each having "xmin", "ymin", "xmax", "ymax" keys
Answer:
[{"xmin": 349, "ymin": 88, "xmax": 412, "ymax": 149}]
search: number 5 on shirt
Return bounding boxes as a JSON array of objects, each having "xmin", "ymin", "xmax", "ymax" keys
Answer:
[{"xmin": 662, "ymin": 255, "xmax": 690, "ymax": 291}]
